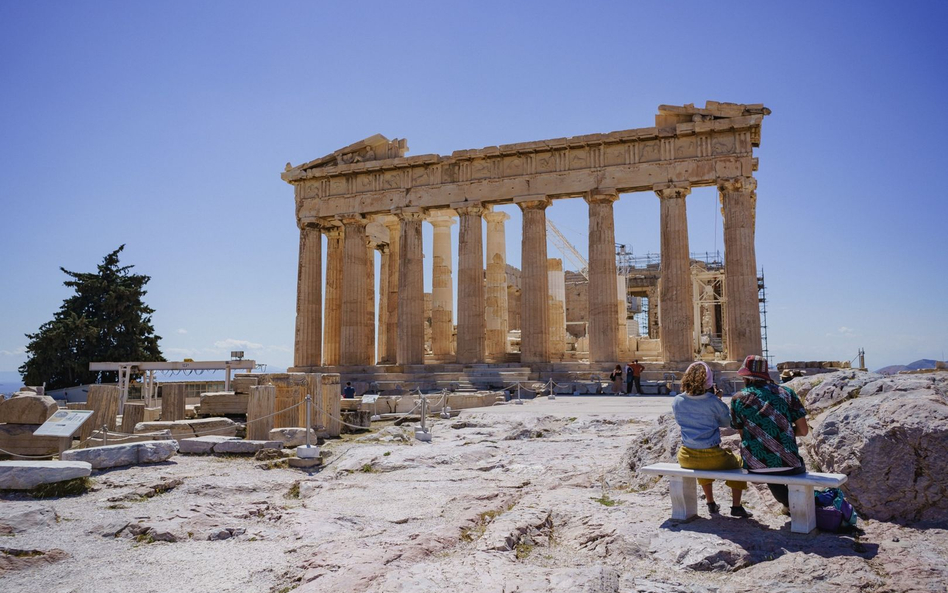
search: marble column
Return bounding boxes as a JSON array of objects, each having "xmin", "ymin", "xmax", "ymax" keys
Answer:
[
  {"xmin": 456, "ymin": 205, "xmax": 486, "ymax": 364},
  {"xmin": 617, "ymin": 274, "xmax": 629, "ymax": 358},
  {"xmin": 340, "ymin": 216, "xmax": 368, "ymax": 366},
  {"xmin": 383, "ymin": 217, "xmax": 400, "ymax": 364},
  {"xmin": 548, "ymin": 258, "xmax": 567, "ymax": 359},
  {"xmin": 294, "ymin": 219, "xmax": 322, "ymax": 368},
  {"xmin": 518, "ymin": 198, "xmax": 551, "ymax": 364},
  {"xmin": 586, "ymin": 191, "xmax": 620, "ymax": 363},
  {"xmin": 719, "ymin": 176, "xmax": 763, "ymax": 360},
  {"xmin": 377, "ymin": 244, "xmax": 389, "ymax": 364},
  {"xmin": 397, "ymin": 209, "xmax": 426, "ymax": 365},
  {"xmin": 656, "ymin": 184, "xmax": 694, "ymax": 363},
  {"xmin": 428, "ymin": 213, "xmax": 456, "ymax": 358},
  {"xmin": 323, "ymin": 226, "xmax": 344, "ymax": 366},
  {"xmin": 484, "ymin": 209, "xmax": 510, "ymax": 359},
  {"xmin": 366, "ymin": 242, "xmax": 376, "ymax": 365}
]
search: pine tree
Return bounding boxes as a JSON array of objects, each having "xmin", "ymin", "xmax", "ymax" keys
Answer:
[{"xmin": 19, "ymin": 246, "xmax": 164, "ymax": 390}]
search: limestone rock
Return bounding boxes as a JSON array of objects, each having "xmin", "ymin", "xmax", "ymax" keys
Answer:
[
  {"xmin": 60, "ymin": 441, "xmax": 178, "ymax": 470},
  {"xmin": 0, "ymin": 394, "xmax": 58, "ymax": 425},
  {"xmin": 0, "ymin": 424, "xmax": 71, "ymax": 456},
  {"xmin": 134, "ymin": 417, "xmax": 237, "ymax": 440},
  {"xmin": 179, "ymin": 436, "xmax": 240, "ymax": 455},
  {"xmin": 804, "ymin": 372, "xmax": 948, "ymax": 522},
  {"xmin": 268, "ymin": 427, "xmax": 317, "ymax": 447},
  {"xmin": 790, "ymin": 370, "xmax": 884, "ymax": 414},
  {"xmin": 0, "ymin": 504, "xmax": 57, "ymax": 534},
  {"xmin": 0, "ymin": 461, "xmax": 92, "ymax": 490},
  {"xmin": 213, "ymin": 439, "xmax": 283, "ymax": 455},
  {"xmin": 619, "ymin": 414, "xmax": 681, "ymax": 490}
]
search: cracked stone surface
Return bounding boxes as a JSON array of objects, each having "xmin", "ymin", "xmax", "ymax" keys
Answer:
[{"xmin": 0, "ymin": 392, "xmax": 946, "ymax": 592}]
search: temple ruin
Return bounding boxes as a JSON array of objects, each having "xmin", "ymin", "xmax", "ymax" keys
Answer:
[{"xmin": 283, "ymin": 101, "xmax": 770, "ymax": 384}]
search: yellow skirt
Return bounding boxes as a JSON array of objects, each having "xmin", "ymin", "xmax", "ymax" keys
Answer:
[{"xmin": 677, "ymin": 445, "xmax": 747, "ymax": 490}]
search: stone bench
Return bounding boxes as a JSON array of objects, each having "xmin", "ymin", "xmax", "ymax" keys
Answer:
[{"xmin": 639, "ymin": 462, "xmax": 847, "ymax": 534}]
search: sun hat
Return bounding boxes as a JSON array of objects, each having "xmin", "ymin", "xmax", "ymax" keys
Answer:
[
  {"xmin": 685, "ymin": 361, "xmax": 714, "ymax": 390},
  {"xmin": 737, "ymin": 355, "xmax": 771, "ymax": 381}
]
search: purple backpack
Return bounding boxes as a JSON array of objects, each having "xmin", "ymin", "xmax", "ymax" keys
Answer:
[{"xmin": 815, "ymin": 488, "xmax": 858, "ymax": 532}]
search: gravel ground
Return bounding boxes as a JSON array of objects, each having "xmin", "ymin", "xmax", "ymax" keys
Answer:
[{"xmin": 2, "ymin": 396, "xmax": 945, "ymax": 592}]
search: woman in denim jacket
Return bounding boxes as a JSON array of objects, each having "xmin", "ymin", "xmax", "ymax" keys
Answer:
[{"xmin": 671, "ymin": 361, "xmax": 751, "ymax": 518}]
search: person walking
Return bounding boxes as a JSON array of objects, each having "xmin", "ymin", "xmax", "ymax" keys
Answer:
[
  {"xmin": 609, "ymin": 365, "xmax": 623, "ymax": 395},
  {"xmin": 672, "ymin": 361, "xmax": 751, "ymax": 517},
  {"xmin": 730, "ymin": 355, "xmax": 810, "ymax": 509}
]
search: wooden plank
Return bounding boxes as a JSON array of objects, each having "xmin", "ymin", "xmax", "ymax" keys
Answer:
[
  {"xmin": 639, "ymin": 462, "xmax": 846, "ymax": 488},
  {"xmin": 247, "ymin": 385, "xmax": 275, "ymax": 441},
  {"xmin": 78, "ymin": 385, "xmax": 120, "ymax": 442},
  {"xmin": 161, "ymin": 383, "xmax": 187, "ymax": 422}
]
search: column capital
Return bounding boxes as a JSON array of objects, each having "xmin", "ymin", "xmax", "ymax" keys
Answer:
[
  {"xmin": 717, "ymin": 176, "xmax": 757, "ymax": 194},
  {"xmin": 483, "ymin": 210, "xmax": 511, "ymax": 224},
  {"xmin": 394, "ymin": 207, "xmax": 426, "ymax": 222},
  {"xmin": 453, "ymin": 203, "xmax": 485, "ymax": 217},
  {"xmin": 322, "ymin": 224, "xmax": 344, "ymax": 239},
  {"xmin": 653, "ymin": 183, "xmax": 692, "ymax": 200},
  {"xmin": 427, "ymin": 212, "xmax": 457, "ymax": 228},
  {"xmin": 515, "ymin": 195, "xmax": 552, "ymax": 211},
  {"xmin": 336, "ymin": 213, "xmax": 368, "ymax": 227},
  {"xmin": 585, "ymin": 190, "xmax": 619, "ymax": 205},
  {"xmin": 297, "ymin": 216, "xmax": 327, "ymax": 230}
]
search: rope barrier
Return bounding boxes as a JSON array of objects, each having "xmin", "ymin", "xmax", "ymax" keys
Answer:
[{"xmin": 0, "ymin": 447, "xmax": 57, "ymax": 459}]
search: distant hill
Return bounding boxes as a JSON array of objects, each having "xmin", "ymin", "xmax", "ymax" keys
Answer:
[{"xmin": 876, "ymin": 359, "xmax": 938, "ymax": 375}]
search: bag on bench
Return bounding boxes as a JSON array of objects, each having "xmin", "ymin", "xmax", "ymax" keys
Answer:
[{"xmin": 814, "ymin": 487, "xmax": 858, "ymax": 532}]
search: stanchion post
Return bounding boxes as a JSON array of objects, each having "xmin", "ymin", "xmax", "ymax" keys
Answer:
[
  {"xmin": 102, "ymin": 425, "xmax": 108, "ymax": 447},
  {"xmin": 305, "ymin": 394, "xmax": 312, "ymax": 448}
]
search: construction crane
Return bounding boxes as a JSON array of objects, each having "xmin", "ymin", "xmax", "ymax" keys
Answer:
[{"xmin": 546, "ymin": 220, "xmax": 588, "ymax": 279}]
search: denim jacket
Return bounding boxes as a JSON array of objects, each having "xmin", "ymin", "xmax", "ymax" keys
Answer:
[{"xmin": 671, "ymin": 392, "xmax": 730, "ymax": 449}]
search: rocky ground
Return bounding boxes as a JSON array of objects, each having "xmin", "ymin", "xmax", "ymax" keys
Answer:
[{"xmin": 2, "ymin": 390, "xmax": 946, "ymax": 593}]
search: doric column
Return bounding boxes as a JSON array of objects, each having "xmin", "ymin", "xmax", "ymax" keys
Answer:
[
  {"xmin": 377, "ymin": 244, "xmax": 389, "ymax": 364},
  {"xmin": 382, "ymin": 217, "xmax": 400, "ymax": 364},
  {"xmin": 339, "ymin": 215, "xmax": 368, "ymax": 366},
  {"xmin": 397, "ymin": 208, "xmax": 426, "ymax": 365},
  {"xmin": 323, "ymin": 225, "xmax": 344, "ymax": 366},
  {"xmin": 484, "ymin": 209, "xmax": 510, "ymax": 359},
  {"xmin": 719, "ymin": 176, "xmax": 763, "ymax": 359},
  {"xmin": 617, "ymin": 274, "xmax": 629, "ymax": 358},
  {"xmin": 456, "ymin": 204, "xmax": 485, "ymax": 364},
  {"xmin": 586, "ymin": 191, "xmax": 620, "ymax": 363},
  {"xmin": 294, "ymin": 218, "xmax": 323, "ymax": 368},
  {"xmin": 366, "ymin": 241, "xmax": 376, "ymax": 365},
  {"xmin": 656, "ymin": 183, "xmax": 694, "ymax": 363},
  {"xmin": 428, "ymin": 213, "xmax": 456, "ymax": 358},
  {"xmin": 517, "ymin": 197, "xmax": 551, "ymax": 364},
  {"xmin": 548, "ymin": 258, "xmax": 567, "ymax": 359}
]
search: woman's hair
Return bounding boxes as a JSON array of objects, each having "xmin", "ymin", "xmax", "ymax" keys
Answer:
[
  {"xmin": 682, "ymin": 363, "xmax": 710, "ymax": 395},
  {"xmin": 614, "ymin": 364, "xmax": 622, "ymax": 371}
]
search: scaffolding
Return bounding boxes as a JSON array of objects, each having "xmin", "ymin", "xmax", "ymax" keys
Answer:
[{"xmin": 759, "ymin": 269, "xmax": 771, "ymax": 364}]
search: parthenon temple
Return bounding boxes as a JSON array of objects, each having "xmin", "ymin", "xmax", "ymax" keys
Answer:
[{"xmin": 283, "ymin": 101, "xmax": 770, "ymax": 385}]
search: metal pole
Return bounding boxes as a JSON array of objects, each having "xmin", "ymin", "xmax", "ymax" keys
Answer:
[
  {"xmin": 305, "ymin": 395, "xmax": 312, "ymax": 447},
  {"xmin": 102, "ymin": 425, "xmax": 108, "ymax": 446}
]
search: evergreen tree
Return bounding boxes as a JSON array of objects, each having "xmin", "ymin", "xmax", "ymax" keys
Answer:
[{"xmin": 19, "ymin": 246, "xmax": 164, "ymax": 390}]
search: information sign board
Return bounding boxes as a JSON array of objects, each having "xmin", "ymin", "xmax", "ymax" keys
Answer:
[{"xmin": 33, "ymin": 409, "xmax": 94, "ymax": 438}]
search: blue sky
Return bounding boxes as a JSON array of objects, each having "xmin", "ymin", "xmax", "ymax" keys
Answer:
[{"xmin": 1, "ymin": 0, "xmax": 946, "ymax": 375}]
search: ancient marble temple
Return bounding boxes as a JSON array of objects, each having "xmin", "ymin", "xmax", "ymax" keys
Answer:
[{"xmin": 283, "ymin": 101, "xmax": 769, "ymax": 372}]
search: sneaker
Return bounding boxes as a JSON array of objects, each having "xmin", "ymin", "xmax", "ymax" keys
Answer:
[
  {"xmin": 707, "ymin": 502, "xmax": 720, "ymax": 514},
  {"xmin": 730, "ymin": 506, "xmax": 753, "ymax": 518}
]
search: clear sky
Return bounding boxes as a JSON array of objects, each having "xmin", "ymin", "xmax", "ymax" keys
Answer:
[{"xmin": 1, "ymin": 0, "xmax": 946, "ymax": 375}]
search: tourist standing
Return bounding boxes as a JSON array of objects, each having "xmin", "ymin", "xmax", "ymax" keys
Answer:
[
  {"xmin": 625, "ymin": 362, "xmax": 635, "ymax": 395},
  {"xmin": 343, "ymin": 382, "xmax": 356, "ymax": 399},
  {"xmin": 672, "ymin": 361, "xmax": 750, "ymax": 517},
  {"xmin": 730, "ymin": 355, "xmax": 809, "ymax": 508},
  {"xmin": 629, "ymin": 360, "xmax": 644, "ymax": 394},
  {"xmin": 609, "ymin": 365, "xmax": 623, "ymax": 395}
]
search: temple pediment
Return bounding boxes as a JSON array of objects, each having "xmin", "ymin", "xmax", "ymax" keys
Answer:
[{"xmin": 285, "ymin": 134, "xmax": 409, "ymax": 174}]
